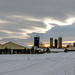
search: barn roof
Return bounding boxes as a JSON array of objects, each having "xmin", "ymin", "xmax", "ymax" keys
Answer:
[
  {"xmin": 0, "ymin": 42, "xmax": 31, "ymax": 50},
  {"xmin": 67, "ymin": 47, "xmax": 75, "ymax": 50}
]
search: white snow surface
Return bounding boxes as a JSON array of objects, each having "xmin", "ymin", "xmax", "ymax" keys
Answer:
[
  {"xmin": 50, "ymin": 49, "xmax": 65, "ymax": 51},
  {"xmin": 13, "ymin": 42, "xmax": 31, "ymax": 49},
  {"xmin": 0, "ymin": 52, "xmax": 75, "ymax": 75}
]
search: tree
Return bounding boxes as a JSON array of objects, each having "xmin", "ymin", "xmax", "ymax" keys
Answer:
[
  {"xmin": 7, "ymin": 48, "xmax": 11, "ymax": 54},
  {"xmin": 23, "ymin": 48, "xmax": 27, "ymax": 54},
  {"xmin": 4, "ymin": 47, "xmax": 8, "ymax": 54},
  {"xmin": 26, "ymin": 49, "xmax": 30, "ymax": 54},
  {"xmin": 46, "ymin": 47, "xmax": 50, "ymax": 53},
  {"xmin": 64, "ymin": 49, "xmax": 68, "ymax": 52},
  {"xmin": 31, "ymin": 47, "xmax": 34, "ymax": 54}
]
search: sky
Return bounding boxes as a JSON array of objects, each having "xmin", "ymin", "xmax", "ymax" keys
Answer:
[{"xmin": 0, "ymin": 0, "xmax": 75, "ymax": 46}]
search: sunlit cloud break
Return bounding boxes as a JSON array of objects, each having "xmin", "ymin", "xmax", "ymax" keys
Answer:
[
  {"xmin": 44, "ymin": 41, "xmax": 75, "ymax": 44},
  {"xmin": 44, "ymin": 17, "xmax": 75, "ymax": 26}
]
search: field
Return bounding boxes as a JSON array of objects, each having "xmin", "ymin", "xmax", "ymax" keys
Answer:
[{"xmin": 0, "ymin": 52, "xmax": 75, "ymax": 75}]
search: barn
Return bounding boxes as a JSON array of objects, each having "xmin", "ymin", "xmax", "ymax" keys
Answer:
[
  {"xmin": 0, "ymin": 42, "xmax": 31, "ymax": 54},
  {"xmin": 66, "ymin": 47, "xmax": 75, "ymax": 51}
]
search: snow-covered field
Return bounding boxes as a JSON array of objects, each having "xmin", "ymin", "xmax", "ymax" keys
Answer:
[{"xmin": 0, "ymin": 52, "xmax": 75, "ymax": 75}]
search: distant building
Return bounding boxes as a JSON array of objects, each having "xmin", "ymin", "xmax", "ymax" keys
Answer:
[
  {"xmin": 58, "ymin": 37, "xmax": 62, "ymax": 48},
  {"xmin": 69, "ymin": 43, "xmax": 72, "ymax": 47},
  {"xmin": 67, "ymin": 45, "xmax": 69, "ymax": 48},
  {"xmin": 67, "ymin": 43, "xmax": 72, "ymax": 48},
  {"xmin": 73, "ymin": 43, "xmax": 75, "ymax": 47},
  {"xmin": 34, "ymin": 36, "xmax": 40, "ymax": 48},
  {"xmin": 55, "ymin": 39, "xmax": 57, "ymax": 48},
  {"xmin": 39, "ymin": 42, "xmax": 45, "ymax": 48},
  {"xmin": 50, "ymin": 38, "xmax": 53, "ymax": 48}
]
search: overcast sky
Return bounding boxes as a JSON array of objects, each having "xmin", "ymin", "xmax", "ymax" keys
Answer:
[{"xmin": 0, "ymin": 0, "xmax": 75, "ymax": 46}]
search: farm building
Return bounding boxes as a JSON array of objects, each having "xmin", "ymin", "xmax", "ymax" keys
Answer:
[
  {"xmin": 66, "ymin": 47, "xmax": 75, "ymax": 51},
  {"xmin": 0, "ymin": 42, "xmax": 31, "ymax": 54}
]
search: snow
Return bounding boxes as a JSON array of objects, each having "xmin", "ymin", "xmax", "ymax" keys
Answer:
[
  {"xmin": 50, "ymin": 49, "xmax": 65, "ymax": 52},
  {"xmin": 13, "ymin": 42, "xmax": 31, "ymax": 49},
  {"xmin": 0, "ymin": 52, "xmax": 75, "ymax": 75},
  {"xmin": 36, "ymin": 48, "xmax": 44, "ymax": 51}
]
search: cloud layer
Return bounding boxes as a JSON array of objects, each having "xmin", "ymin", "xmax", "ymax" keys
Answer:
[{"xmin": 0, "ymin": 0, "xmax": 75, "ymax": 45}]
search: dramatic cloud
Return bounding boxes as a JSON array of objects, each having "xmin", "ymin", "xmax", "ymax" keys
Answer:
[{"xmin": 0, "ymin": 0, "xmax": 75, "ymax": 45}]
